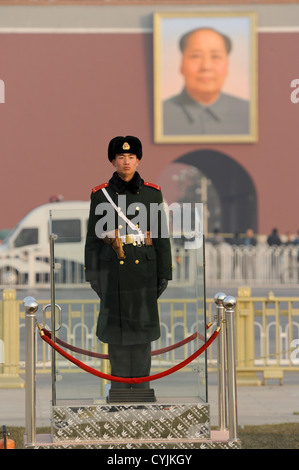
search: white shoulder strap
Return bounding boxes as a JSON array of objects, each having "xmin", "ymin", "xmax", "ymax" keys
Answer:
[{"xmin": 101, "ymin": 187, "xmax": 142, "ymax": 234}]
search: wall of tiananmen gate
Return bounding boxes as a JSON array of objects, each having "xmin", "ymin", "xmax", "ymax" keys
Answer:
[{"xmin": 0, "ymin": 3, "xmax": 298, "ymax": 236}]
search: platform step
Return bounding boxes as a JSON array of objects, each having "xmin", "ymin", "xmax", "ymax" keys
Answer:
[
  {"xmin": 52, "ymin": 398, "xmax": 210, "ymax": 443},
  {"xmin": 107, "ymin": 388, "xmax": 157, "ymax": 403},
  {"xmin": 26, "ymin": 431, "xmax": 241, "ymax": 449}
]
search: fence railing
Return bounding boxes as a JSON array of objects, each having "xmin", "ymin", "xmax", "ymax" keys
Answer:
[
  {"xmin": 204, "ymin": 243, "xmax": 299, "ymax": 286},
  {"xmin": 1, "ymin": 288, "xmax": 299, "ymax": 389},
  {"xmin": 1, "ymin": 243, "xmax": 298, "ymax": 288}
]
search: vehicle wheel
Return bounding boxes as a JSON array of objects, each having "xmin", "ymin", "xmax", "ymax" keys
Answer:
[{"xmin": 0, "ymin": 268, "xmax": 19, "ymax": 285}]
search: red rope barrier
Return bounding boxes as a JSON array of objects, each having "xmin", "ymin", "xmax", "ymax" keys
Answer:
[
  {"xmin": 41, "ymin": 323, "xmax": 212, "ymax": 359},
  {"xmin": 151, "ymin": 332, "xmax": 198, "ymax": 356},
  {"xmin": 39, "ymin": 327, "xmax": 219, "ymax": 384},
  {"xmin": 42, "ymin": 330, "xmax": 199, "ymax": 359},
  {"xmin": 42, "ymin": 329, "xmax": 109, "ymax": 359}
]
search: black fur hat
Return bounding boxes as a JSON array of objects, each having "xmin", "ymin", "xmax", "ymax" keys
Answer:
[{"xmin": 108, "ymin": 136, "xmax": 142, "ymax": 161}]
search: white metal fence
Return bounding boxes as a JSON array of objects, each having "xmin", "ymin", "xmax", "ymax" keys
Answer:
[
  {"xmin": 1, "ymin": 243, "xmax": 299, "ymax": 288},
  {"xmin": 203, "ymin": 243, "xmax": 299, "ymax": 285}
]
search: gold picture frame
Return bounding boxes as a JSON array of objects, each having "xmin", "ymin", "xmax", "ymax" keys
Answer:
[{"xmin": 153, "ymin": 11, "xmax": 258, "ymax": 144}]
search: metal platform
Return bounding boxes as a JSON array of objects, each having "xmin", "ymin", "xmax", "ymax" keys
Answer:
[
  {"xmin": 24, "ymin": 397, "xmax": 241, "ymax": 449},
  {"xmin": 23, "ymin": 291, "xmax": 240, "ymax": 449}
]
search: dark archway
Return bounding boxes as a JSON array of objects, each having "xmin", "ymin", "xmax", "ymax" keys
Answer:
[{"xmin": 175, "ymin": 149, "xmax": 257, "ymax": 234}]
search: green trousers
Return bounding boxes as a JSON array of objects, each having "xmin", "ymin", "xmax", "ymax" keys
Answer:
[{"xmin": 108, "ymin": 343, "xmax": 151, "ymax": 389}]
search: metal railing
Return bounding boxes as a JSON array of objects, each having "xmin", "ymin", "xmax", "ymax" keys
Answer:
[
  {"xmin": 1, "ymin": 288, "xmax": 299, "ymax": 385},
  {"xmin": 204, "ymin": 243, "xmax": 299, "ymax": 286},
  {"xmin": 1, "ymin": 243, "xmax": 299, "ymax": 288},
  {"xmin": 22, "ymin": 293, "xmax": 239, "ymax": 445},
  {"xmin": 3, "ymin": 288, "xmax": 299, "ymax": 445}
]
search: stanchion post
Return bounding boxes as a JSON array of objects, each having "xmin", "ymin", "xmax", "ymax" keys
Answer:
[
  {"xmin": 101, "ymin": 342, "xmax": 109, "ymax": 397},
  {"xmin": 214, "ymin": 292, "xmax": 227, "ymax": 431},
  {"xmin": 24, "ymin": 296, "xmax": 38, "ymax": 447},
  {"xmin": 223, "ymin": 295, "xmax": 239, "ymax": 441},
  {"xmin": 49, "ymin": 232, "xmax": 57, "ymax": 406}
]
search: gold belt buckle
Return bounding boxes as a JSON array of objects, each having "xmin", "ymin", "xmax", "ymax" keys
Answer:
[{"xmin": 125, "ymin": 234, "xmax": 134, "ymax": 244}]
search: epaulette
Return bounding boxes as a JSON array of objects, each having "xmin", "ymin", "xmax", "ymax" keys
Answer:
[
  {"xmin": 144, "ymin": 182, "xmax": 161, "ymax": 191},
  {"xmin": 92, "ymin": 183, "xmax": 109, "ymax": 193}
]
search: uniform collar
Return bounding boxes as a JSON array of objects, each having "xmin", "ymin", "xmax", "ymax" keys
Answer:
[{"xmin": 109, "ymin": 171, "xmax": 144, "ymax": 194}]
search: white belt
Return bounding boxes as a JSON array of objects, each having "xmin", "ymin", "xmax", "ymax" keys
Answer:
[{"xmin": 120, "ymin": 233, "xmax": 145, "ymax": 245}]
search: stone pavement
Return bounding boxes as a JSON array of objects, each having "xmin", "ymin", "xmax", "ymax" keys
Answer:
[{"xmin": 0, "ymin": 372, "xmax": 298, "ymax": 429}]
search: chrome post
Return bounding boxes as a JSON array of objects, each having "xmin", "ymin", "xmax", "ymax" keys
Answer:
[
  {"xmin": 214, "ymin": 292, "xmax": 227, "ymax": 431},
  {"xmin": 24, "ymin": 296, "xmax": 38, "ymax": 447},
  {"xmin": 223, "ymin": 296, "xmax": 239, "ymax": 441},
  {"xmin": 49, "ymin": 232, "xmax": 56, "ymax": 406}
]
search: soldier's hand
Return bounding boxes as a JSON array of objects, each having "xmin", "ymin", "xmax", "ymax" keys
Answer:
[
  {"xmin": 90, "ymin": 280, "xmax": 102, "ymax": 299},
  {"xmin": 157, "ymin": 278, "xmax": 168, "ymax": 298}
]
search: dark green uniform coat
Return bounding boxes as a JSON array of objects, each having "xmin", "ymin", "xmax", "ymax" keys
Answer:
[{"xmin": 84, "ymin": 172, "xmax": 172, "ymax": 346}]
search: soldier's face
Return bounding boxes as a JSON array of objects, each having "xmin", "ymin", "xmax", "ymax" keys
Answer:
[
  {"xmin": 180, "ymin": 29, "xmax": 229, "ymax": 104},
  {"xmin": 112, "ymin": 153, "xmax": 140, "ymax": 181}
]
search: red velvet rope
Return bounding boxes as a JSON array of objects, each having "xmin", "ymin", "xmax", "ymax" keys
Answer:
[
  {"xmin": 42, "ymin": 329, "xmax": 109, "ymax": 359},
  {"xmin": 41, "ymin": 329, "xmax": 205, "ymax": 359},
  {"xmin": 39, "ymin": 327, "xmax": 219, "ymax": 384}
]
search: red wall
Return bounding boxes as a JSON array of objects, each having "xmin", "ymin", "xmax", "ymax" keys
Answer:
[{"xmin": 0, "ymin": 32, "xmax": 298, "ymax": 234}]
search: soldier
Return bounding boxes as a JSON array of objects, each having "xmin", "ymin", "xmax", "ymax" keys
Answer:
[{"xmin": 84, "ymin": 136, "xmax": 172, "ymax": 394}]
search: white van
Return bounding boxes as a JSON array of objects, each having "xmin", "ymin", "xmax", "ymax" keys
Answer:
[{"xmin": 0, "ymin": 201, "xmax": 90, "ymax": 286}]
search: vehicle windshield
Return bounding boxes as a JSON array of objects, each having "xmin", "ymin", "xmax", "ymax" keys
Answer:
[{"xmin": 0, "ymin": 226, "xmax": 17, "ymax": 245}]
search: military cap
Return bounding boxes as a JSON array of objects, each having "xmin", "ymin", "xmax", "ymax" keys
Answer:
[{"xmin": 108, "ymin": 135, "xmax": 143, "ymax": 161}]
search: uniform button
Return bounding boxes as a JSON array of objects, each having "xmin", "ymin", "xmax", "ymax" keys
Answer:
[
  {"xmin": 133, "ymin": 242, "xmax": 137, "ymax": 246},
  {"xmin": 135, "ymin": 260, "xmax": 139, "ymax": 264},
  {"xmin": 136, "ymin": 206, "xmax": 140, "ymax": 211},
  {"xmin": 120, "ymin": 260, "xmax": 124, "ymax": 265},
  {"xmin": 118, "ymin": 224, "xmax": 123, "ymax": 229}
]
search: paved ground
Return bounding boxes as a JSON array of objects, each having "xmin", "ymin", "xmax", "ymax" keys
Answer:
[
  {"xmin": 208, "ymin": 372, "xmax": 299, "ymax": 427},
  {"xmin": 0, "ymin": 372, "xmax": 298, "ymax": 428}
]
